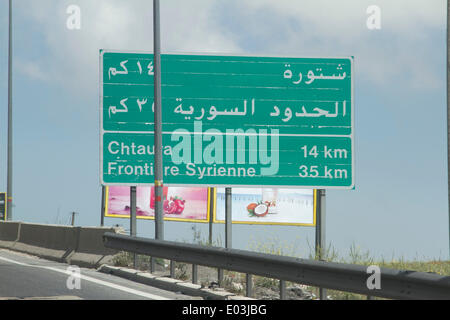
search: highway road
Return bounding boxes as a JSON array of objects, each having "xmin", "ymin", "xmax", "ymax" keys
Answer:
[{"xmin": 0, "ymin": 249, "xmax": 199, "ymax": 300}]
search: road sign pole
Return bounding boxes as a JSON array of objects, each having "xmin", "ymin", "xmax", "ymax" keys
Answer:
[
  {"xmin": 447, "ymin": 0, "xmax": 450, "ymax": 260},
  {"xmin": 7, "ymin": 0, "xmax": 13, "ymax": 221},
  {"xmin": 130, "ymin": 186, "xmax": 137, "ymax": 269},
  {"xmin": 315, "ymin": 189, "xmax": 327, "ymax": 300},
  {"xmin": 153, "ymin": 0, "xmax": 164, "ymax": 241}
]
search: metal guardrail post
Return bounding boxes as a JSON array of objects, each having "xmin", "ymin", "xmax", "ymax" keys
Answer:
[
  {"xmin": 218, "ymin": 268, "xmax": 224, "ymax": 286},
  {"xmin": 246, "ymin": 274, "xmax": 253, "ymax": 298},
  {"xmin": 280, "ymin": 280, "xmax": 286, "ymax": 300},
  {"xmin": 192, "ymin": 264, "xmax": 198, "ymax": 284},
  {"xmin": 170, "ymin": 260, "xmax": 176, "ymax": 278},
  {"xmin": 150, "ymin": 257, "xmax": 156, "ymax": 273}
]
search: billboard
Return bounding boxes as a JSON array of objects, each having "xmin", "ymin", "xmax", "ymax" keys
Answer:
[
  {"xmin": 0, "ymin": 193, "xmax": 5, "ymax": 221},
  {"xmin": 214, "ymin": 188, "xmax": 316, "ymax": 226},
  {"xmin": 104, "ymin": 186, "xmax": 316, "ymax": 226},
  {"xmin": 104, "ymin": 186, "xmax": 210, "ymax": 223}
]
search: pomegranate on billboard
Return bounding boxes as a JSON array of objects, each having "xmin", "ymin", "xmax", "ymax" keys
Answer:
[{"xmin": 105, "ymin": 186, "xmax": 210, "ymax": 223}]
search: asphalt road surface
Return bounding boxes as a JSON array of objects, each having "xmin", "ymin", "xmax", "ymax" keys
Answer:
[{"xmin": 0, "ymin": 249, "xmax": 199, "ymax": 300}]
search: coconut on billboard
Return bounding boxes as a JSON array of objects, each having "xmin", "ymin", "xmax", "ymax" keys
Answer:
[
  {"xmin": 104, "ymin": 186, "xmax": 211, "ymax": 223},
  {"xmin": 214, "ymin": 188, "xmax": 315, "ymax": 226}
]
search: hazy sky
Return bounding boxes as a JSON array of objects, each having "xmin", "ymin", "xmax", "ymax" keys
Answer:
[{"xmin": 0, "ymin": 0, "xmax": 448, "ymax": 260}]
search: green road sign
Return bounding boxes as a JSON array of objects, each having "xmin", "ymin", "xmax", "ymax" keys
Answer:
[
  {"xmin": 100, "ymin": 51, "xmax": 354, "ymax": 188},
  {"xmin": 0, "ymin": 193, "xmax": 6, "ymax": 221}
]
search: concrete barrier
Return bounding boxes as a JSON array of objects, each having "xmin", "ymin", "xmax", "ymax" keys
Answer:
[
  {"xmin": 0, "ymin": 222, "xmax": 21, "ymax": 249},
  {"xmin": 69, "ymin": 226, "xmax": 120, "ymax": 268},
  {"xmin": 12, "ymin": 223, "xmax": 78, "ymax": 262},
  {"xmin": 0, "ymin": 221, "xmax": 122, "ymax": 268}
]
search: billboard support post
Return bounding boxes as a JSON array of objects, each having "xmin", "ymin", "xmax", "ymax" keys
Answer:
[
  {"xmin": 315, "ymin": 189, "xmax": 327, "ymax": 300},
  {"xmin": 0, "ymin": 193, "xmax": 6, "ymax": 221},
  {"xmin": 209, "ymin": 188, "xmax": 214, "ymax": 245},
  {"xmin": 130, "ymin": 186, "xmax": 137, "ymax": 269},
  {"xmin": 205, "ymin": 187, "xmax": 215, "ymax": 284},
  {"xmin": 100, "ymin": 186, "xmax": 105, "ymax": 227},
  {"xmin": 218, "ymin": 187, "xmax": 232, "ymax": 286},
  {"xmin": 225, "ymin": 188, "xmax": 232, "ymax": 249}
]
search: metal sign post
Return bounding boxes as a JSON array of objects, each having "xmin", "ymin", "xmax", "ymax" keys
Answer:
[
  {"xmin": 7, "ymin": 0, "xmax": 13, "ymax": 221},
  {"xmin": 153, "ymin": 0, "xmax": 164, "ymax": 243}
]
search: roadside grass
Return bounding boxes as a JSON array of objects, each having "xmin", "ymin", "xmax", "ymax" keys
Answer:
[
  {"xmin": 325, "ymin": 258, "xmax": 450, "ymax": 300},
  {"xmin": 111, "ymin": 229, "xmax": 450, "ymax": 300}
]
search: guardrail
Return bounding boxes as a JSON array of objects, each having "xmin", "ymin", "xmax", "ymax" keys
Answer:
[{"xmin": 103, "ymin": 232, "xmax": 450, "ymax": 300}]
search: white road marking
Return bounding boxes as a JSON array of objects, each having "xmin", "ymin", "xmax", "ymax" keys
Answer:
[{"xmin": 0, "ymin": 255, "xmax": 170, "ymax": 300}]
